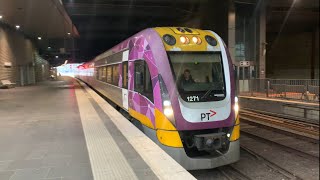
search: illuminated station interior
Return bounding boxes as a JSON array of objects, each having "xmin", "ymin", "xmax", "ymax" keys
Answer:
[{"xmin": 0, "ymin": 0, "xmax": 319, "ymax": 180}]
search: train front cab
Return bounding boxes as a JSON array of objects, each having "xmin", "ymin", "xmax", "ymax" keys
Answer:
[{"xmin": 152, "ymin": 27, "xmax": 240, "ymax": 170}]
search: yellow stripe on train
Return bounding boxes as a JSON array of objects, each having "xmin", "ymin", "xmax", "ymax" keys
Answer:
[{"xmin": 129, "ymin": 108, "xmax": 183, "ymax": 148}]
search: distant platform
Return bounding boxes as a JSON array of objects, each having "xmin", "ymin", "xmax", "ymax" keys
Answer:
[{"xmin": 239, "ymin": 95, "xmax": 319, "ymax": 124}]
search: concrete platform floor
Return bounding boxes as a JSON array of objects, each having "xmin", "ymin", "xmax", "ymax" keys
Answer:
[
  {"xmin": 0, "ymin": 78, "xmax": 93, "ymax": 180},
  {"xmin": 0, "ymin": 77, "xmax": 194, "ymax": 180}
]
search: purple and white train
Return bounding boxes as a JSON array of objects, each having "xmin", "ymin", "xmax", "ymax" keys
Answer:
[{"xmin": 76, "ymin": 27, "xmax": 240, "ymax": 170}]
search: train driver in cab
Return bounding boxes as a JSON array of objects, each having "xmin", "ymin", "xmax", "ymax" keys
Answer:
[{"xmin": 178, "ymin": 69, "xmax": 195, "ymax": 89}]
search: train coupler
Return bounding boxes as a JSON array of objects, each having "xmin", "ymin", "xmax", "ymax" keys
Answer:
[{"xmin": 193, "ymin": 132, "xmax": 228, "ymax": 152}]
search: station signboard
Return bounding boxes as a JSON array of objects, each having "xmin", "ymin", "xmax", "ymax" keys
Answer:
[{"xmin": 239, "ymin": 61, "xmax": 250, "ymax": 67}]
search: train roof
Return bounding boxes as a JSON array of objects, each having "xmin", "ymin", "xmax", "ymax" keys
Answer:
[{"xmin": 86, "ymin": 27, "xmax": 220, "ymax": 64}]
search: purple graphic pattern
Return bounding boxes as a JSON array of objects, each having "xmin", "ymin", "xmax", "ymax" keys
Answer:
[{"xmin": 110, "ymin": 30, "xmax": 162, "ymax": 127}]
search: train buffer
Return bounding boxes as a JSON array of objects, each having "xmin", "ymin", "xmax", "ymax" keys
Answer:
[{"xmin": 0, "ymin": 76, "xmax": 195, "ymax": 180}]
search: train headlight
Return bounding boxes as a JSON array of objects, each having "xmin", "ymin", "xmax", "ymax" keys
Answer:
[
  {"xmin": 180, "ymin": 36, "xmax": 189, "ymax": 44},
  {"xmin": 159, "ymin": 75, "xmax": 175, "ymax": 125},
  {"xmin": 192, "ymin": 36, "xmax": 202, "ymax": 44},
  {"xmin": 163, "ymin": 100, "xmax": 173, "ymax": 116},
  {"xmin": 205, "ymin": 35, "xmax": 217, "ymax": 46},
  {"xmin": 234, "ymin": 96, "xmax": 239, "ymax": 112},
  {"xmin": 163, "ymin": 100, "xmax": 171, "ymax": 107},
  {"xmin": 234, "ymin": 104, "xmax": 239, "ymax": 112},
  {"xmin": 164, "ymin": 107, "xmax": 174, "ymax": 116},
  {"xmin": 230, "ymin": 96, "xmax": 240, "ymax": 141},
  {"xmin": 163, "ymin": 34, "xmax": 176, "ymax": 46}
]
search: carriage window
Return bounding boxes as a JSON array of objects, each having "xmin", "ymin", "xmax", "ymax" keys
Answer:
[
  {"xmin": 102, "ymin": 67, "xmax": 107, "ymax": 82},
  {"xmin": 98, "ymin": 67, "xmax": 106, "ymax": 82},
  {"xmin": 122, "ymin": 62, "xmax": 128, "ymax": 88},
  {"xmin": 97, "ymin": 67, "xmax": 102, "ymax": 80},
  {"xmin": 106, "ymin": 66, "xmax": 112, "ymax": 83},
  {"xmin": 112, "ymin": 65, "xmax": 119, "ymax": 86},
  {"xmin": 95, "ymin": 68, "xmax": 98, "ymax": 79},
  {"xmin": 134, "ymin": 60, "xmax": 153, "ymax": 102}
]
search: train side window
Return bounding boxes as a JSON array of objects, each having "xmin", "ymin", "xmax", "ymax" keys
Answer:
[
  {"xmin": 112, "ymin": 64, "xmax": 119, "ymax": 86},
  {"xmin": 101, "ymin": 67, "xmax": 107, "ymax": 82},
  {"xmin": 97, "ymin": 67, "xmax": 101, "ymax": 80},
  {"xmin": 98, "ymin": 67, "xmax": 106, "ymax": 81},
  {"xmin": 122, "ymin": 61, "xmax": 128, "ymax": 89},
  {"xmin": 134, "ymin": 60, "xmax": 153, "ymax": 102},
  {"xmin": 106, "ymin": 66, "xmax": 112, "ymax": 83},
  {"xmin": 95, "ymin": 68, "xmax": 99, "ymax": 79}
]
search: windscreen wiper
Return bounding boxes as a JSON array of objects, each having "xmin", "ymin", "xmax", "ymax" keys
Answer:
[
  {"xmin": 200, "ymin": 87, "xmax": 215, "ymax": 100},
  {"xmin": 201, "ymin": 86, "xmax": 225, "ymax": 100}
]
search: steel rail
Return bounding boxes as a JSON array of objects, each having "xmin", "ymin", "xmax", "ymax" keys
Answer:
[
  {"xmin": 241, "ymin": 131, "xmax": 319, "ymax": 160},
  {"xmin": 241, "ymin": 146, "xmax": 304, "ymax": 180}
]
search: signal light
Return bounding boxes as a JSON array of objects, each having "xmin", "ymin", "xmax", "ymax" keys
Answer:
[
  {"xmin": 205, "ymin": 35, "xmax": 217, "ymax": 46},
  {"xmin": 163, "ymin": 34, "xmax": 176, "ymax": 46},
  {"xmin": 180, "ymin": 36, "xmax": 189, "ymax": 44},
  {"xmin": 192, "ymin": 36, "xmax": 202, "ymax": 44}
]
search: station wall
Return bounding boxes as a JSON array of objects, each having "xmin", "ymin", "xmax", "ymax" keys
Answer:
[
  {"xmin": 267, "ymin": 31, "xmax": 319, "ymax": 79},
  {"xmin": 0, "ymin": 24, "xmax": 49, "ymax": 86}
]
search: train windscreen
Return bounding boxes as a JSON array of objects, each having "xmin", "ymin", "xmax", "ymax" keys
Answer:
[{"xmin": 167, "ymin": 52, "xmax": 226, "ymax": 102}]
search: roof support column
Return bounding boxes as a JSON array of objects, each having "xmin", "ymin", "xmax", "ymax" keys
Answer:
[
  {"xmin": 257, "ymin": 0, "xmax": 267, "ymax": 79},
  {"xmin": 228, "ymin": 0, "xmax": 236, "ymax": 65},
  {"xmin": 311, "ymin": 27, "xmax": 319, "ymax": 79}
]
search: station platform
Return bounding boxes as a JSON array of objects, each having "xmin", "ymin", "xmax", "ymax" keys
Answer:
[
  {"xmin": 239, "ymin": 95, "xmax": 319, "ymax": 124},
  {"xmin": 0, "ymin": 76, "xmax": 195, "ymax": 180}
]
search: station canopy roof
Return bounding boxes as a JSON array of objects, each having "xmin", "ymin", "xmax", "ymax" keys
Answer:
[{"xmin": 0, "ymin": 0, "xmax": 79, "ymax": 38}]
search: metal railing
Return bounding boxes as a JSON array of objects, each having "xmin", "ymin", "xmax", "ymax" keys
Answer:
[{"xmin": 237, "ymin": 79, "xmax": 320, "ymax": 102}]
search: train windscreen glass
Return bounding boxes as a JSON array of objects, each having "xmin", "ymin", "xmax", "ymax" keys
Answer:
[{"xmin": 168, "ymin": 52, "xmax": 226, "ymax": 102}]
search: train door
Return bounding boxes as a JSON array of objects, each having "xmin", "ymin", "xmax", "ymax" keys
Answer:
[{"xmin": 122, "ymin": 50, "xmax": 129, "ymax": 111}]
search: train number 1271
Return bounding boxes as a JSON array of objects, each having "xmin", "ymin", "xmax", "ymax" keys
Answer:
[{"xmin": 186, "ymin": 96, "xmax": 200, "ymax": 102}]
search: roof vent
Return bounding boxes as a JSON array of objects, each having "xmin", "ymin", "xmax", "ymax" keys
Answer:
[
  {"xmin": 176, "ymin": 27, "xmax": 185, "ymax": 33},
  {"xmin": 184, "ymin": 28, "xmax": 193, "ymax": 33}
]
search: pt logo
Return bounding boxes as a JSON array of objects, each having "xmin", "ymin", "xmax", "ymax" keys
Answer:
[{"xmin": 200, "ymin": 110, "xmax": 217, "ymax": 121}]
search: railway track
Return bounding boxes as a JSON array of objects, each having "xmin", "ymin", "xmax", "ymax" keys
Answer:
[
  {"xmin": 241, "ymin": 130, "xmax": 319, "ymax": 159},
  {"xmin": 240, "ymin": 145, "xmax": 304, "ymax": 180},
  {"xmin": 240, "ymin": 109, "xmax": 319, "ymax": 140},
  {"xmin": 217, "ymin": 165, "xmax": 253, "ymax": 180}
]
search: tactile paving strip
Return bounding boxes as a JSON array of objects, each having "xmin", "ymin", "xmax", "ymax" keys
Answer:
[{"xmin": 75, "ymin": 86, "xmax": 138, "ymax": 180}]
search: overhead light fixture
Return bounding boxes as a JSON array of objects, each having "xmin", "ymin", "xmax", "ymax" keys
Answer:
[
  {"xmin": 38, "ymin": 37, "xmax": 42, "ymax": 40},
  {"xmin": 67, "ymin": 32, "xmax": 71, "ymax": 35},
  {"xmin": 15, "ymin": 25, "xmax": 20, "ymax": 29},
  {"xmin": 55, "ymin": 56, "xmax": 59, "ymax": 58},
  {"xmin": 48, "ymin": 46, "xmax": 51, "ymax": 49},
  {"xmin": 0, "ymin": 15, "xmax": 3, "ymax": 19}
]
